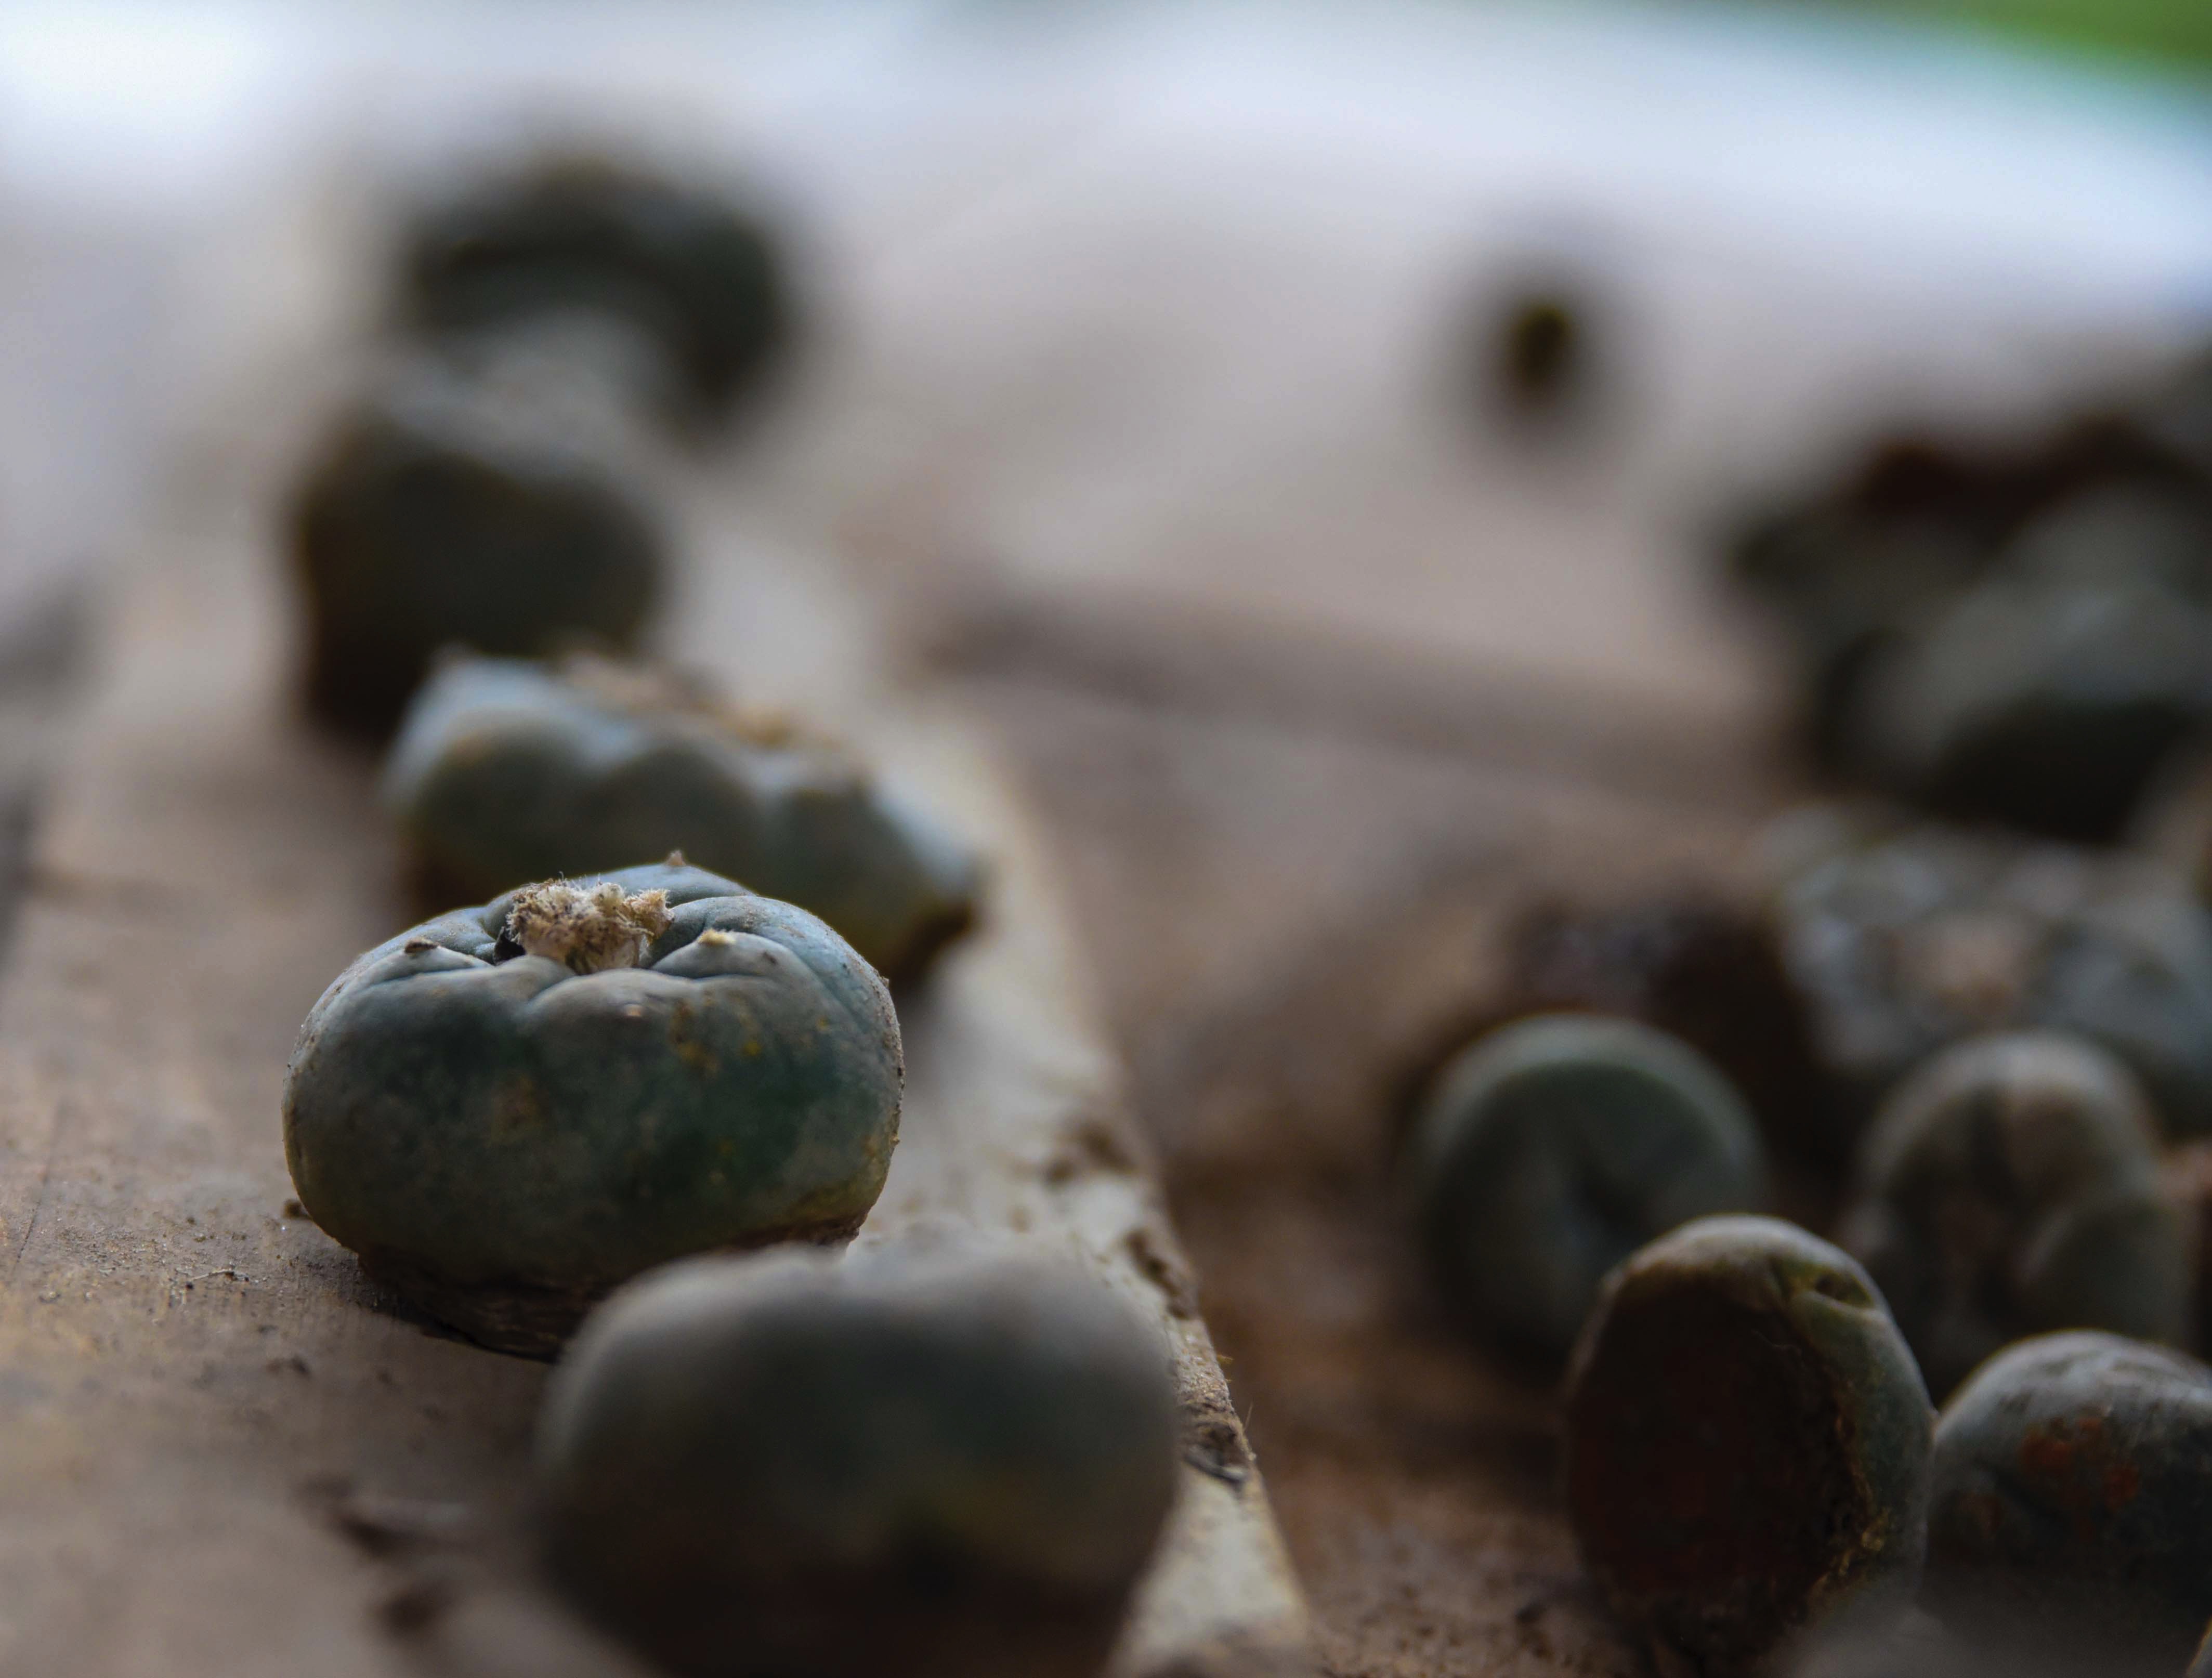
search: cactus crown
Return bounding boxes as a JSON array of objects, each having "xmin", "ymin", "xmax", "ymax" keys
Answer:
[{"xmin": 506, "ymin": 880, "xmax": 673, "ymax": 973}]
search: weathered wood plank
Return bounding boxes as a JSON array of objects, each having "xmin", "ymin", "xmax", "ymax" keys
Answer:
[
  {"xmin": 0, "ymin": 417, "xmax": 1307, "ymax": 1677},
  {"xmin": 938, "ymin": 609, "xmax": 1809, "ymax": 1678}
]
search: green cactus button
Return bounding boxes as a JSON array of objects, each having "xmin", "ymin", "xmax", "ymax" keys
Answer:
[
  {"xmin": 383, "ymin": 653, "xmax": 981, "ymax": 983},
  {"xmin": 1840, "ymin": 1031, "xmax": 2192, "ymax": 1400},
  {"xmin": 282, "ymin": 861, "xmax": 901, "ymax": 1354},
  {"xmin": 289, "ymin": 360, "xmax": 663, "ymax": 737},
  {"xmin": 537, "ymin": 1240, "xmax": 1180, "ymax": 1678},
  {"xmin": 1406, "ymin": 1014, "xmax": 1766, "ymax": 1360},
  {"xmin": 399, "ymin": 154, "xmax": 790, "ymax": 429},
  {"xmin": 1927, "ymin": 1331, "xmax": 2212, "ymax": 1673}
]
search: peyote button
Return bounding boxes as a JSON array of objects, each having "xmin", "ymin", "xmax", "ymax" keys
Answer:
[
  {"xmin": 1564, "ymin": 1215, "xmax": 1933, "ymax": 1676},
  {"xmin": 384, "ymin": 652, "xmax": 982, "ymax": 984},
  {"xmin": 289, "ymin": 351, "xmax": 664, "ymax": 737},
  {"xmin": 399, "ymin": 153, "xmax": 790, "ymax": 429},
  {"xmin": 1840, "ymin": 1030, "xmax": 2192, "ymax": 1399},
  {"xmin": 536, "ymin": 1241, "xmax": 1181, "ymax": 1678},
  {"xmin": 1406, "ymin": 1014, "xmax": 1766, "ymax": 1360},
  {"xmin": 1925, "ymin": 1330, "xmax": 2212, "ymax": 1673},
  {"xmin": 1766, "ymin": 815, "xmax": 2212, "ymax": 1145},
  {"xmin": 282, "ymin": 861, "xmax": 902, "ymax": 1354}
]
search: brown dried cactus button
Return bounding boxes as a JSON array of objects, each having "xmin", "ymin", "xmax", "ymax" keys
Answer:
[{"xmin": 1563, "ymin": 1215, "xmax": 1933, "ymax": 1676}]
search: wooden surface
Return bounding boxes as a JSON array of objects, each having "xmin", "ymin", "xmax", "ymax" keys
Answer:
[
  {"xmin": 6, "ymin": 11, "xmax": 2211, "ymax": 1675},
  {"xmin": 0, "ymin": 410, "xmax": 1308, "ymax": 1675},
  {"xmin": 935, "ymin": 596, "xmax": 1811, "ymax": 1678}
]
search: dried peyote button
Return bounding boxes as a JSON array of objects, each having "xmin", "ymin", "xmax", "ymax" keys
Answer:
[
  {"xmin": 282, "ymin": 862, "xmax": 901, "ymax": 1355},
  {"xmin": 1563, "ymin": 1215, "xmax": 1933, "ymax": 1677},
  {"xmin": 384, "ymin": 652, "xmax": 983, "ymax": 984},
  {"xmin": 398, "ymin": 154, "xmax": 790, "ymax": 429},
  {"xmin": 1470, "ymin": 894, "xmax": 1828, "ymax": 1158},
  {"xmin": 1406, "ymin": 1015, "xmax": 1766, "ymax": 1360},
  {"xmin": 289, "ymin": 345, "xmax": 665, "ymax": 737},
  {"xmin": 1925, "ymin": 1331, "xmax": 2212, "ymax": 1673},
  {"xmin": 1764, "ymin": 814, "xmax": 2212, "ymax": 1145},
  {"xmin": 536, "ymin": 1241, "xmax": 1180, "ymax": 1678},
  {"xmin": 1839, "ymin": 1031, "xmax": 2193, "ymax": 1400}
]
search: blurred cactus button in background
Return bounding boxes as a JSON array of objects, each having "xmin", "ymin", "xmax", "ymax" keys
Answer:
[
  {"xmin": 1472, "ymin": 894, "xmax": 1827, "ymax": 1159},
  {"xmin": 1847, "ymin": 486, "xmax": 2212, "ymax": 843},
  {"xmin": 287, "ymin": 350, "xmax": 665, "ymax": 738},
  {"xmin": 535, "ymin": 1238, "xmax": 1181, "ymax": 1678},
  {"xmin": 1763, "ymin": 814, "xmax": 2212, "ymax": 1147},
  {"xmin": 384, "ymin": 652, "xmax": 982, "ymax": 984},
  {"xmin": 1405, "ymin": 1013, "xmax": 1766, "ymax": 1360},
  {"xmin": 399, "ymin": 153, "xmax": 792, "ymax": 432},
  {"xmin": 282, "ymin": 861, "xmax": 902, "ymax": 1355}
]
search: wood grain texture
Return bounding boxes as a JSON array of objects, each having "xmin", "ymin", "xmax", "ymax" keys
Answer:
[
  {"xmin": 939, "ymin": 609, "xmax": 1813, "ymax": 1678},
  {"xmin": 0, "ymin": 443, "xmax": 1308, "ymax": 1677}
]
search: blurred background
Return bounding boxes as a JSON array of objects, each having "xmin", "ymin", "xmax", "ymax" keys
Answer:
[{"xmin": 7, "ymin": 3, "xmax": 2212, "ymax": 1673}]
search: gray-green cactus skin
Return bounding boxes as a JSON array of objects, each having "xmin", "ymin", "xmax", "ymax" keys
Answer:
[
  {"xmin": 1564, "ymin": 1216, "xmax": 1934, "ymax": 1677},
  {"xmin": 1768, "ymin": 817, "xmax": 2212, "ymax": 1146},
  {"xmin": 1926, "ymin": 1331, "xmax": 2212, "ymax": 1673},
  {"xmin": 399, "ymin": 155, "xmax": 789, "ymax": 428},
  {"xmin": 283, "ymin": 863, "xmax": 901, "ymax": 1355},
  {"xmin": 537, "ymin": 1242, "xmax": 1180, "ymax": 1678},
  {"xmin": 1406, "ymin": 1014, "xmax": 1766, "ymax": 1359},
  {"xmin": 1840, "ymin": 1032, "xmax": 2193, "ymax": 1401},
  {"xmin": 289, "ymin": 363, "xmax": 663, "ymax": 738},
  {"xmin": 1840, "ymin": 487, "xmax": 2212, "ymax": 845},
  {"xmin": 384, "ymin": 656, "xmax": 981, "ymax": 984},
  {"xmin": 1849, "ymin": 578, "xmax": 2212, "ymax": 848},
  {"xmin": 1729, "ymin": 503, "xmax": 1987, "ymax": 769}
]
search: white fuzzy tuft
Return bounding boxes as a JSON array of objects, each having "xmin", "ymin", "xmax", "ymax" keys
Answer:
[{"xmin": 506, "ymin": 881, "xmax": 674, "ymax": 974}]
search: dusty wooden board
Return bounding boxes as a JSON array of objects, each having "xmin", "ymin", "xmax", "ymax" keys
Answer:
[
  {"xmin": 0, "ymin": 444, "xmax": 1307, "ymax": 1676},
  {"xmin": 5, "ymin": 13, "xmax": 2190, "ymax": 1676},
  {"xmin": 930, "ymin": 593, "xmax": 1818, "ymax": 1678}
]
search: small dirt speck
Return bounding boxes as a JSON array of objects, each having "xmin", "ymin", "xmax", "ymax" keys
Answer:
[{"xmin": 1123, "ymin": 1224, "xmax": 1198, "ymax": 1319}]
